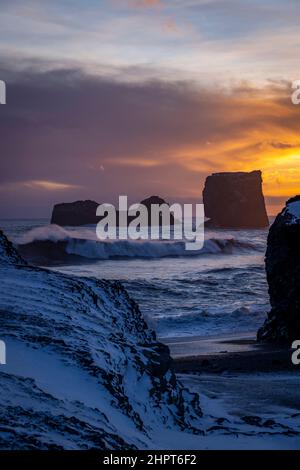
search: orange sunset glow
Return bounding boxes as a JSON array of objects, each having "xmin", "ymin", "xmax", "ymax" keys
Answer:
[{"xmin": 0, "ymin": 0, "xmax": 300, "ymax": 217}]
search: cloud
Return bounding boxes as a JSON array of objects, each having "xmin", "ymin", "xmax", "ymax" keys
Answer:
[
  {"xmin": 269, "ymin": 141, "xmax": 300, "ymax": 150},
  {"xmin": 107, "ymin": 158, "xmax": 162, "ymax": 167},
  {"xmin": 1, "ymin": 0, "xmax": 300, "ymax": 88},
  {"xmin": 0, "ymin": 180, "xmax": 80, "ymax": 192},
  {"xmin": 129, "ymin": 0, "xmax": 163, "ymax": 8},
  {"xmin": 162, "ymin": 17, "xmax": 181, "ymax": 34},
  {"xmin": 0, "ymin": 59, "xmax": 299, "ymax": 217},
  {"xmin": 24, "ymin": 180, "xmax": 81, "ymax": 190}
]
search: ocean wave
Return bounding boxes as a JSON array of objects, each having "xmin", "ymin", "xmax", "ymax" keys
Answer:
[
  {"xmin": 157, "ymin": 305, "xmax": 266, "ymax": 322},
  {"xmin": 156, "ymin": 305, "xmax": 268, "ymax": 338},
  {"xmin": 16, "ymin": 224, "xmax": 259, "ymax": 263}
]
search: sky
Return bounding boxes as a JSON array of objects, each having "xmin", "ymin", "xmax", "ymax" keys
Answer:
[{"xmin": 0, "ymin": 0, "xmax": 300, "ymax": 217}]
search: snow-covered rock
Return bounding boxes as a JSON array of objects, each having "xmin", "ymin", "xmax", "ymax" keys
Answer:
[
  {"xmin": 3, "ymin": 229, "xmax": 299, "ymax": 449},
  {"xmin": 0, "ymin": 230, "xmax": 26, "ymax": 266},
  {"xmin": 284, "ymin": 198, "xmax": 300, "ymax": 225},
  {"xmin": 257, "ymin": 196, "xmax": 300, "ymax": 341},
  {"xmin": 0, "ymin": 230, "xmax": 202, "ymax": 449}
]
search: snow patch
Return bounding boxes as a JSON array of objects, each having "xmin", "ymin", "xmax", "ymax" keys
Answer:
[{"xmin": 285, "ymin": 200, "xmax": 300, "ymax": 224}]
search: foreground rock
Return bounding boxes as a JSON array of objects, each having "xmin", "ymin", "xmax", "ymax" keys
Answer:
[
  {"xmin": 2, "ymin": 231, "xmax": 300, "ymax": 448},
  {"xmin": 257, "ymin": 196, "xmax": 300, "ymax": 342},
  {"xmin": 0, "ymin": 230, "xmax": 202, "ymax": 449},
  {"xmin": 203, "ymin": 170, "xmax": 269, "ymax": 228}
]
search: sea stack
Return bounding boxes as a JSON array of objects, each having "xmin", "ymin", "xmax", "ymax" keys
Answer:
[
  {"xmin": 203, "ymin": 170, "xmax": 269, "ymax": 228},
  {"xmin": 51, "ymin": 200, "xmax": 99, "ymax": 226},
  {"xmin": 51, "ymin": 196, "xmax": 175, "ymax": 227},
  {"xmin": 140, "ymin": 195, "xmax": 175, "ymax": 226},
  {"xmin": 257, "ymin": 196, "xmax": 300, "ymax": 342}
]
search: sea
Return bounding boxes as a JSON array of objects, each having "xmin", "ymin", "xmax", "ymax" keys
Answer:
[{"xmin": 0, "ymin": 218, "xmax": 271, "ymax": 340}]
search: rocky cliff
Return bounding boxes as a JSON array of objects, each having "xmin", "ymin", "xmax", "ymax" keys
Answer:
[
  {"xmin": 257, "ymin": 196, "xmax": 300, "ymax": 342},
  {"xmin": 0, "ymin": 229, "xmax": 202, "ymax": 449},
  {"xmin": 203, "ymin": 171, "xmax": 269, "ymax": 228}
]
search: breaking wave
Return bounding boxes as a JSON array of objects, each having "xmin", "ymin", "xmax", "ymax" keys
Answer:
[
  {"xmin": 157, "ymin": 305, "xmax": 268, "ymax": 338},
  {"xmin": 16, "ymin": 224, "xmax": 259, "ymax": 263}
]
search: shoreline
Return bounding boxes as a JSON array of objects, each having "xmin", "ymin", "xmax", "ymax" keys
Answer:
[{"xmin": 163, "ymin": 332, "xmax": 297, "ymax": 374}]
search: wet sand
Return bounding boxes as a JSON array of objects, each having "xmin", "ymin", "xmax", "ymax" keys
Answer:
[{"xmin": 163, "ymin": 332, "xmax": 297, "ymax": 373}]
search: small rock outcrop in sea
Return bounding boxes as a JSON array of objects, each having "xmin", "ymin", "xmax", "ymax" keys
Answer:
[
  {"xmin": 257, "ymin": 196, "xmax": 300, "ymax": 342},
  {"xmin": 139, "ymin": 195, "xmax": 175, "ymax": 226},
  {"xmin": 0, "ymin": 229, "xmax": 202, "ymax": 449},
  {"xmin": 203, "ymin": 170, "xmax": 269, "ymax": 228},
  {"xmin": 51, "ymin": 200, "xmax": 99, "ymax": 226},
  {"xmin": 51, "ymin": 196, "xmax": 175, "ymax": 227}
]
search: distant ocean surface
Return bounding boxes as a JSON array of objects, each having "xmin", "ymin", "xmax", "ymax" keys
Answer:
[{"xmin": 0, "ymin": 218, "xmax": 271, "ymax": 339}]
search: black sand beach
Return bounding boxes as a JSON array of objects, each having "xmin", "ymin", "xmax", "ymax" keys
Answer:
[
  {"xmin": 166, "ymin": 333, "xmax": 300, "ymax": 428},
  {"xmin": 164, "ymin": 333, "xmax": 296, "ymax": 374}
]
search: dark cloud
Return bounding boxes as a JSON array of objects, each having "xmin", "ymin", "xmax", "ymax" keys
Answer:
[
  {"xmin": 0, "ymin": 59, "xmax": 298, "ymax": 217},
  {"xmin": 269, "ymin": 141, "xmax": 299, "ymax": 150}
]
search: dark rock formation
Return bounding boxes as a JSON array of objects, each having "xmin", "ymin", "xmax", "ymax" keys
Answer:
[
  {"xmin": 0, "ymin": 229, "xmax": 27, "ymax": 266},
  {"xmin": 139, "ymin": 195, "xmax": 175, "ymax": 226},
  {"xmin": 0, "ymin": 229, "xmax": 202, "ymax": 449},
  {"xmin": 203, "ymin": 170, "xmax": 269, "ymax": 228},
  {"xmin": 50, "ymin": 196, "xmax": 175, "ymax": 227},
  {"xmin": 257, "ymin": 196, "xmax": 300, "ymax": 342},
  {"xmin": 17, "ymin": 239, "xmax": 82, "ymax": 265},
  {"xmin": 51, "ymin": 200, "xmax": 99, "ymax": 226},
  {"xmin": 140, "ymin": 195, "xmax": 170, "ymax": 208}
]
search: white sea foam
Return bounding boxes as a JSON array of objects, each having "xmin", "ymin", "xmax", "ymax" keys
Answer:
[
  {"xmin": 17, "ymin": 224, "xmax": 97, "ymax": 244},
  {"xmin": 17, "ymin": 224, "xmax": 258, "ymax": 260}
]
